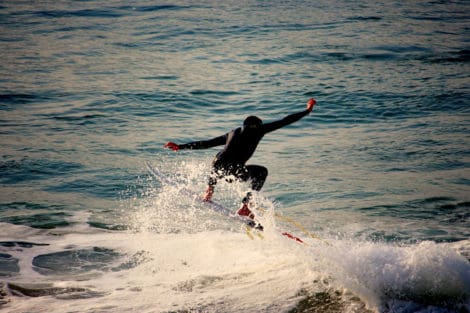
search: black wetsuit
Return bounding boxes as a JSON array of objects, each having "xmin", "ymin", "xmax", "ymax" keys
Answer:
[{"xmin": 178, "ymin": 109, "xmax": 310, "ymax": 191}]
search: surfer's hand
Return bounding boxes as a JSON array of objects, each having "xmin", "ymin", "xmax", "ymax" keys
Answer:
[
  {"xmin": 307, "ymin": 98, "xmax": 316, "ymax": 112},
  {"xmin": 164, "ymin": 142, "xmax": 179, "ymax": 151}
]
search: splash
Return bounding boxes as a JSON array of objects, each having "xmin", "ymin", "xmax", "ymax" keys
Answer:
[
  {"xmin": 132, "ymin": 159, "xmax": 277, "ymax": 235},
  {"xmin": 315, "ymin": 238, "xmax": 470, "ymax": 312},
  {"xmin": 132, "ymin": 159, "xmax": 470, "ymax": 312}
]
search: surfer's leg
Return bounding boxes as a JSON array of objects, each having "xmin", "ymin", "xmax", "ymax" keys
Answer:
[
  {"xmin": 237, "ymin": 190, "xmax": 255, "ymax": 219},
  {"xmin": 244, "ymin": 165, "xmax": 268, "ymax": 191},
  {"xmin": 204, "ymin": 177, "xmax": 216, "ymax": 201},
  {"xmin": 237, "ymin": 191, "xmax": 263, "ymax": 230},
  {"xmin": 204, "ymin": 160, "xmax": 231, "ymax": 201},
  {"xmin": 204, "ymin": 165, "xmax": 219, "ymax": 201},
  {"xmin": 233, "ymin": 165, "xmax": 268, "ymax": 191},
  {"xmin": 235, "ymin": 165, "xmax": 266, "ymax": 227}
]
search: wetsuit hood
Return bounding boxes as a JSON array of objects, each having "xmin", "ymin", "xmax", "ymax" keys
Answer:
[{"xmin": 243, "ymin": 116, "xmax": 263, "ymax": 130}]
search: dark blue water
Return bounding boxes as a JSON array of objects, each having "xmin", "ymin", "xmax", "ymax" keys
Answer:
[{"xmin": 1, "ymin": 1, "xmax": 469, "ymax": 312}]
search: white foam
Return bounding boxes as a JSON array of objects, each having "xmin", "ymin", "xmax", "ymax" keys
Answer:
[
  {"xmin": 3, "ymin": 228, "xmax": 319, "ymax": 313},
  {"xmin": 3, "ymin": 161, "xmax": 469, "ymax": 312},
  {"xmin": 314, "ymin": 238, "xmax": 470, "ymax": 310}
]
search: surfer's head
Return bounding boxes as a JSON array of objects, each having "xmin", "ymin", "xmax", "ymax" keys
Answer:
[{"xmin": 243, "ymin": 116, "xmax": 263, "ymax": 130}]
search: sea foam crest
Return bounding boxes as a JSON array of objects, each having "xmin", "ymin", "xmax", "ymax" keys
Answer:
[{"xmin": 321, "ymin": 239, "xmax": 470, "ymax": 310}]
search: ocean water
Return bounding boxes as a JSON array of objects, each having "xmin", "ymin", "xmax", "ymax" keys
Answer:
[{"xmin": 0, "ymin": 0, "xmax": 469, "ymax": 312}]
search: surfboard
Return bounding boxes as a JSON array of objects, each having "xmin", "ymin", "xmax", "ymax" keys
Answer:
[{"xmin": 145, "ymin": 162, "xmax": 304, "ymax": 243}]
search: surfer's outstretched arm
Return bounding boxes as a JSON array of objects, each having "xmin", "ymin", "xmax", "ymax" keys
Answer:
[
  {"xmin": 164, "ymin": 134, "xmax": 227, "ymax": 151},
  {"xmin": 262, "ymin": 98, "xmax": 316, "ymax": 134}
]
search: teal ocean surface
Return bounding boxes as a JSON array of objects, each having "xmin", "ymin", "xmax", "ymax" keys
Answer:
[{"xmin": 1, "ymin": 1, "xmax": 469, "ymax": 312}]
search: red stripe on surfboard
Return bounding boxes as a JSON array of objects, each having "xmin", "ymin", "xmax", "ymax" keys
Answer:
[{"xmin": 282, "ymin": 232, "xmax": 304, "ymax": 243}]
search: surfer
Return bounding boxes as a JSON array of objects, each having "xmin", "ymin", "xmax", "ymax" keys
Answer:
[{"xmin": 164, "ymin": 98, "xmax": 316, "ymax": 221}]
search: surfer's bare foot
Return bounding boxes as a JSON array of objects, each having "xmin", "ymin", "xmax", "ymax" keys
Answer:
[
  {"xmin": 237, "ymin": 202, "xmax": 255, "ymax": 219},
  {"xmin": 203, "ymin": 186, "xmax": 214, "ymax": 202}
]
